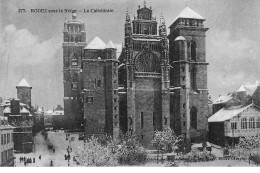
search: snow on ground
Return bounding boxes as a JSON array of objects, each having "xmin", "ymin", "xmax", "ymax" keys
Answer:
[
  {"xmin": 14, "ymin": 131, "xmax": 258, "ymax": 167},
  {"xmin": 15, "ymin": 131, "xmax": 84, "ymax": 167}
]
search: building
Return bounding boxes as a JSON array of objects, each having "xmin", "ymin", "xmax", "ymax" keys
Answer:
[
  {"xmin": 208, "ymin": 104, "xmax": 260, "ymax": 146},
  {"xmin": 209, "ymin": 81, "xmax": 260, "ymax": 146},
  {"xmin": 82, "ymin": 37, "xmax": 119, "ymax": 138},
  {"xmin": 63, "ymin": 13, "xmax": 87, "ymax": 130},
  {"xmin": 167, "ymin": 6, "xmax": 209, "ymax": 143},
  {"xmin": 0, "ymin": 117, "xmax": 15, "ymax": 167},
  {"xmin": 2, "ymin": 79, "xmax": 34, "ymax": 153},
  {"xmin": 43, "ymin": 105, "xmax": 66, "ymax": 130},
  {"xmin": 62, "ymin": 3, "xmax": 209, "ymax": 146}
]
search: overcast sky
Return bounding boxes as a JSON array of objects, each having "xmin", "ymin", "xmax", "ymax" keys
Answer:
[{"xmin": 0, "ymin": 0, "xmax": 260, "ymax": 110}]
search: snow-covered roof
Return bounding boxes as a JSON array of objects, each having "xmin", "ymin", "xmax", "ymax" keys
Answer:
[
  {"xmin": 53, "ymin": 110, "xmax": 64, "ymax": 115},
  {"xmin": 174, "ymin": 36, "xmax": 186, "ymax": 41},
  {"xmin": 3, "ymin": 107, "xmax": 10, "ymax": 113},
  {"xmin": 243, "ymin": 83, "xmax": 258, "ymax": 96},
  {"xmin": 45, "ymin": 110, "xmax": 54, "ymax": 115},
  {"xmin": 237, "ymin": 85, "xmax": 246, "ymax": 92},
  {"xmin": 84, "ymin": 37, "xmax": 106, "ymax": 50},
  {"xmin": 213, "ymin": 94, "xmax": 233, "ymax": 104},
  {"xmin": 208, "ymin": 104, "xmax": 253, "ymax": 122},
  {"xmin": 17, "ymin": 79, "xmax": 31, "ymax": 88},
  {"xmin": 174, "ymin": 6, "xmax": 205, "ymax": 21},
  {"xmin": 106, "ymin": 40, "xmax": 116, "ymax": 49},
  {"xmin": 20, "ymin": 107, "xmax": 30, "ymax": 114}
]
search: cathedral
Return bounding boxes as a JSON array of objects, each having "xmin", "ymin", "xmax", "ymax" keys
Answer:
[{"xmin": 62, "ymin": 3, "xmax": 209, "ymax": 146}]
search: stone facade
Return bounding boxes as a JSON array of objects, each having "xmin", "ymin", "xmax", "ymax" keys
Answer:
[
  {"xmin": 118, "ymin": 4, "xmax": 170, "ymax": 146},
  {"xmin": 168, "ymin": 12, "xmax": 209, "ymax": 142},
  {"xmin": 82, "ymin": 44, "xmax": 119, "ymax": 138},
  {"xmin": 62, "ymin": 13, "xmax": 87, "ymax": 129},
  {"xmin": 62, "ymin": 5, "xmax": 209, "ymax": 145}
]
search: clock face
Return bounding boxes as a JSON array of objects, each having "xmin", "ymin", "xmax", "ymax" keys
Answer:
[{"xmin": 135, "ymin": 52, "xmax": 160, "ymax": 72}]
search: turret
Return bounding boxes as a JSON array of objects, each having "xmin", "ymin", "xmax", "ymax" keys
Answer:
[
  {"xmin": 125, "ymin": 10, "xmax": 132, "ymax": 37},
  {"xmin": 16, "ymin": 78, "xmax": 32, "ymax": 109},
  {"xmin": 174, "ymin": 36, "xmax": 187, "ymax": 61}
]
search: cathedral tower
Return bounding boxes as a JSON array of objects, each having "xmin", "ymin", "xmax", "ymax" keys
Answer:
[
  {"xmin": 119, "ymin": 2, "xmax": 170, "ymax": 146},
  {"xmin": 168, "ymin": 7, "xmax": 209, "ymax": 143},
  {"xmin": 82, "ymin": 37, "xmax": 119, "ymax": 139},
  {"xmin": 63, "ymin": 13, "xmax": 87, "ymax": 129}
]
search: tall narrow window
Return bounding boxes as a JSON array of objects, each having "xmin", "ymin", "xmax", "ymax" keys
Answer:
[
  {"xmin": 241, "ymin": 118, "xmax": 247, "ymax": 129},
  {"xmin": 190, "ymin": 107, "xmax": 197, "ymax": 130},
  {"xmin": 249, "ymin": 118, "xmax": 255, "ymax": 129},
  {"xmin": 191, "ymin": 41, "xmax": 196, "ymax": 61},
  {"xmin": 257, "ymin": 117, "xmax": 260, "ymax": 128},
  {"xmin": 141, "ymin": 112, "xmax": 144, "ymax": 128},
  {"xmin": 152, "ymin": 112, "xmax": 155, "ymax": 127},
  {"xmin": 191, "ymin": 67, "xmax": 197, "ymax": 90},
  {"xmin": 231, "ymin": 122, "xmax": 237, "ymax": 129},
  {"xmin": 97, "ymin": 80, "xmax": 101, "ymax": 87}
]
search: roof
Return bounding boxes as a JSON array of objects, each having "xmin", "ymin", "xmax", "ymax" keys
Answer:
[
  {"xmin": 84, "ymin": 37, "xmax": 106, "ymax": 50},
  {"xmin": 243, "ymin": 83, "xmax": 258, "ymax": 96},
  {"xmin": 17, "ymin": 79, "xmax": 31, "ymax": 88},
  {"xmin": 106, "ymin": 40, "xmax": 116, "ymax": 49},
  {"xmin": 175, "ymin": 7, "xmax": 205, "ymax": 21},
  {"xmin": 213, "ymin": 94, "xmax": 233, "ymax": 104},
  {"xmin": 20, "ymin": 107, "xmax": 30, "ymax": 114},
  {"xmin": 208, "ymin": 104, "xmax": 253, "ymax": 122},
  {"xmin": 237, "ymin": 85, "xmax": 246, "ymax": 92},
  {"xmin": 174, "ymin": 36, "xmax": 186, "ymax": 41},
  {"xmin": 0, "ymin": 125, "xmax": 16, "ymax": 130},
  {"xmin": 3, "ymin": 107, "xmax": 10, "ymax": 113}
]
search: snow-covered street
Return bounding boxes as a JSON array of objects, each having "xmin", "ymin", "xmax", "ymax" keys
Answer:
[{"xmin": 15, "ymin": 131, "xmax": 84, "ymax": 167}]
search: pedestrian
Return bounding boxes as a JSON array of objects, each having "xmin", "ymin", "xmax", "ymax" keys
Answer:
[
  {"xmin": 39, "ymin": 155, "xmax": 41, "ymax": 160},
  {"xmin": 24, "ymin": 161, "xmax": 26, "ymax": 167},
  {"xmin": 50, "ymin": 160, "xmax": 53, "ymax": 167},
  {"xmin": 24, "ymin": 156, "xmax": 26, "ymax": 161},
  {"xmin": 65, "ymin": 154, "xmax": 67, "ymax": 160},
  {"xmin": 33, "ymin": 158, "xmax": 35, "ymax": 163},
  {"xmin": 53, "ymin": 148, "xmax": 55, "ymax": 153}
]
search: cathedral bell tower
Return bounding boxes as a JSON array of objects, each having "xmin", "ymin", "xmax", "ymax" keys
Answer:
[
  {"xmin": 63, "ymin": 13, "xmax": 87, "ymax": 129},
  {"xmin": 168, "ymin": 6, "xmax": 209, "ymax": 144}
]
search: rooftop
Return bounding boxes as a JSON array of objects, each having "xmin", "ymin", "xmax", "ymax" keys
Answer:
[
  {"xmin": 208, "ymin": 104, "xmax": 253, "ymax": 122},
  {"xmin": 174, "ymin": 36, "xmax": 186, "ymax": 41},
  {"xmin": 17, "ymin": 79, "xmax": 31, "ymax": 88},
  {"xmin": 175, "ymin": 6, "xmax": 205, "ymax": 21},
  {"xmin": 106, "ymin": 40, "xmax": 116, "ymax": 49},
  {"xmin": 84, "ymin": 36, "xmax": 106, "ymax": 50},
  {"xmin": 213, "ymin": 94, "xmax": 234, "ymax": 104}
]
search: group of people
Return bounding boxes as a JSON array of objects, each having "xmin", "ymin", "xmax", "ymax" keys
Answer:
[
  {"xmin": 64, "ymin": 154, "xmax": 70, "ymax": 160},
  {"xmin": 19, "ymin": 156, "xmax": 36, "ymax": 166}
]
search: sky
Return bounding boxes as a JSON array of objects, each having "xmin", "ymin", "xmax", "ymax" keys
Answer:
[{"xmin": 0, "ymin": 0, "xmax": 260, "ymax": 110}]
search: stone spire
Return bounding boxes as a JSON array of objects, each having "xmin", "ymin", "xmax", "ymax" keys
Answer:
[
  {"xmin": 159, "ymin": 13, "xmax": 167, "ymax": 37},
  {"xmin": 126, "ymin": 8, "xmax": 131, "ymax": 22}
]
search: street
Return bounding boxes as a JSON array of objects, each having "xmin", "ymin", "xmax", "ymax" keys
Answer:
[{"xmin": 15, "ymin": 131, "xmax": 83, "ymax": 167}]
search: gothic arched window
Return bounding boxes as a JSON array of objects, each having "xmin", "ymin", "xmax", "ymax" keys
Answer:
[
  {"xmin": 191, "ymin": 67, "xmax": 197, "ymax": 90},
  {"xmin": 190, "ymin": 107, "xmax": 197, "ymax": 130},
  {"xmin": 191, "ymin": 41, "xmax": 197, "ymax": 61}
]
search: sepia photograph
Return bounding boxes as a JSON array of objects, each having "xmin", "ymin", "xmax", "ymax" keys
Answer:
[{"xmin": 0, "ymin": 0, "xmax": 260, "ymax": 168}]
